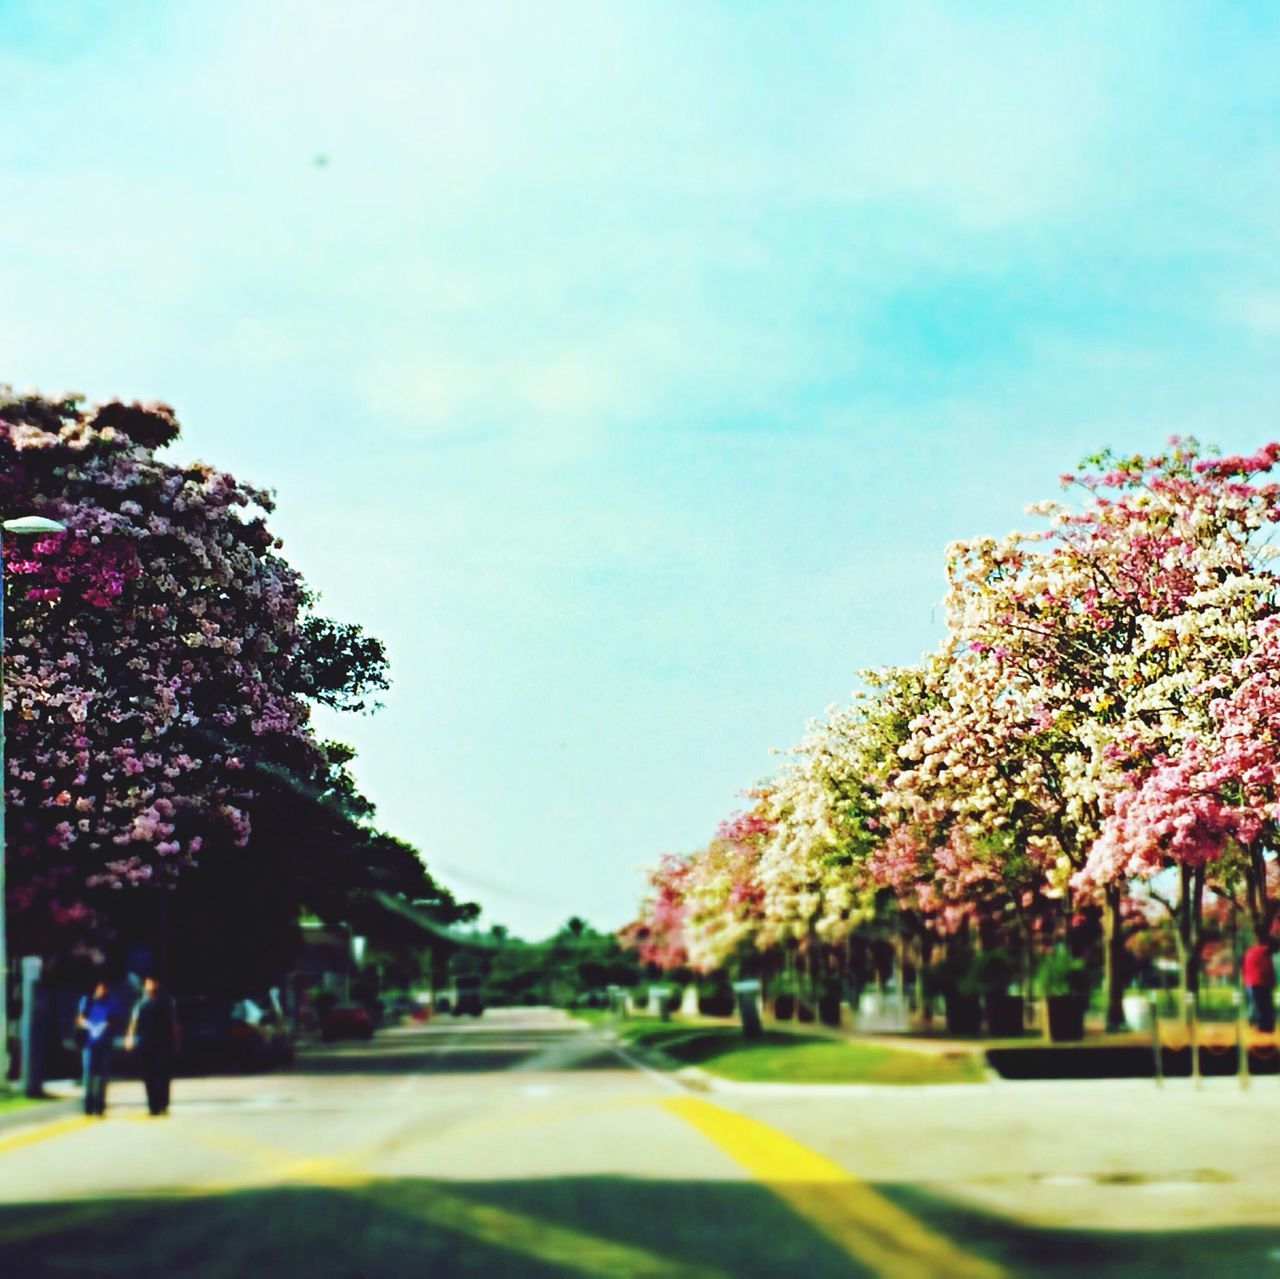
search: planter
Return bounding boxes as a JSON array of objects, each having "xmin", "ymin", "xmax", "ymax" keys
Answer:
[
  {"xmin": 818, "ymin": 994, "xmax": 843, "ymax": 1027},
  {"xmin": 944, "ymin": 993, "xmax": 984, "ymax": 1037},
  {"xmin": 774, "ymin": 994, "xmax": 795, "ymax": 1021},
  {"xmin": 698, "ymin": 992, "xmax": 735, "ymax": 1017},
  {"xmin": 1047, "ymin": 995, "xmax": 1086, "ymax": 1042},
  {"xmin": 857, "ymin": 991, "xmax": 884, "ymax": 1022},
  {"xmin": 984, "ymin": 994, "xmax": 1025, "ymax": 1038},
  {"xmin": 1122, "ymin": 993, "xmax": 1151, "ymax": 1032}
]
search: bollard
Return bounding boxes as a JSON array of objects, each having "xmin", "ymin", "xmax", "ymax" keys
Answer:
[
  {"xmin": 1236, "ymin": 987, "xmax": 1250, "ymax": 1090},
  {"xmin": 1150, "ymin": 990, "xmax": 1163, "ymax": 1088},
  {"xmin": 606, "ymin": 985, "xmax": 626, "ymax": 1023},
  {"xmin": 1186, "ymin": 990, "xmax": 1200, "ymax": 1089},
  {"xmin": 732, "ymin": 979, "xmax": 762, "ymax": 1040},
  {"xmin": 19, "ymin": 956, "xmax": 44, "ymax": 1099}
]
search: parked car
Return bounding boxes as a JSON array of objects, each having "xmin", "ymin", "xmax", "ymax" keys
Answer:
[
  {"xmin": 451, "ymin": 976, "xmax": 484, "ymax": 1018},
  {"xmin": 320, "ymin": 1003, "xmax": 374, "ymax": 1042},
  {"xmin": 251, "ymin": 990, "xmax": 295, "ymax": 1066},
  {"xmin": 176, "ymin": 996, "xmax": 277, "ymax": 1073}
]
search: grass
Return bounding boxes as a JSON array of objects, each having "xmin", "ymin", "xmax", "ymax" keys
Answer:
[
  {"xmin": 0, "ymin": 1092, "xmax": 40, "ymax": 1114},
  {"xmin": 605, "ymin": 1020, "xmax": 984, "ymax": 1084},
  {"xmin": 567, "ymin": 1008, "xmax": 614, "ymax": 1027}
]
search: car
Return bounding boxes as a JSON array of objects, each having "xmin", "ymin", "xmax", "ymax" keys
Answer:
[
  {"xmin": 251, "ymin": 990, "xmax": 295, "ymax": 1066},
  {"xmin": 176, "ymin": 996, "xmax": 275, "ymax": 1073},
  {"xmin": 320, "ymin": 1003, "xmax": 374, "ymax": 1042},
  {"xmin": 451, "ymin": 976, "xmax": 484, "ymax": 1017}
]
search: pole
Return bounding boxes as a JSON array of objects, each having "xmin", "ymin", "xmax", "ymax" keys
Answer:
[
  {"xmin": 18, "ymin": 955, "xmax": 42, "ymax": 1097},
  {"xmin": 0, "ymin": 530, "xmax": 8, "ymax": 1085},
  {"xmin": 1187, "ymin": 990, "xmax": 1201, "ymax": 1089},
  {"xmin": 1150, "ymin": 989, "xmax": 1163, "ymax": 1088},
  {"xmin": 0, "ymin": 517, "xmax": 66, "ymax": 1087}
]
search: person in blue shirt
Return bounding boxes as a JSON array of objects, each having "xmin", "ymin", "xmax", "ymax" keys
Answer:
[{"xmin": 76, "ymin": 980, "xmax": 117, "ymax": 1116}]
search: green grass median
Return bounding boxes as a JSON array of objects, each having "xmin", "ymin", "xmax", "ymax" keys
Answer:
[
  {"xmin": 586, "ymin": 1016, "xmax": 984, "ymax": 1084},
  {"xmin": 0, "ymin": 1093, "xmax": 41, "ymax": 1115}
]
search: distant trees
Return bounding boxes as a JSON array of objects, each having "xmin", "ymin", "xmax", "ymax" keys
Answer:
[{"xmin": 477, "ymin": 919, "xmax": 640, "ymax": 1007}]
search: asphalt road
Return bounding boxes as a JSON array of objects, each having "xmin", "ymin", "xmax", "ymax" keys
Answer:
[{"xmin": 0, "ymin": 1008, "xmax": 1278, "ymax": 1277}]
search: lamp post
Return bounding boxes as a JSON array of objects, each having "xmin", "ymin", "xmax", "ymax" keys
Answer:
[{"xmin": 0, "ymin": 515, "xmax": 66, "ymax": 1086}]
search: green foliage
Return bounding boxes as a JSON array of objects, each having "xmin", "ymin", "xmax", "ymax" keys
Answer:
[{"xmin": 1037, "ymin": 944, "xmax": 1090, "ymax": 997}]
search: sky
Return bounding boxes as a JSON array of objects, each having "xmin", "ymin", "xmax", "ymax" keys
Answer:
[{"xmin": 3, "ymin": 1, "xmax": 1280, "ymax": 938}]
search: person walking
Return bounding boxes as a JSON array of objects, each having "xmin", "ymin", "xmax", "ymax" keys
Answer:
[
  {"xmin": 1243, "ymin": 938, "xmax": 1277, "ymax": 1034},
  {"xmin": 125, "ymin": 977, "xmax": 179, "ymax": 1116},
  {"xmin": 75, "ymin": 980, "xmax": 117, "ymax": 1117}
]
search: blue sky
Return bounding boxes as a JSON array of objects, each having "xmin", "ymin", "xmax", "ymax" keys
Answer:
[{"xmin": 3, "ymin": 1, "xmax": 1280, "ymax": 936}]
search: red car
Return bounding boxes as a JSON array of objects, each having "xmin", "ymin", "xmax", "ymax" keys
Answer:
[{"xmin": 320, "ymin": 1004, "xmax": 374, "ymax": 1042}]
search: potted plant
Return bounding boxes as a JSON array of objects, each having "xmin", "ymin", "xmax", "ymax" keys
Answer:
[
  {"xmin": 974, "ymin": 949, "xmax": 1024, "ymax": 1038},
  {"xmin": 1121, "ymin": 989, "xmax": 1152, "ymax": 1032},
  {"xmin": 773, "ymin": 978, "xmax": 796, "ymax": 1021},
  {"xmin": 1038, "ymin": 944, "xmax": 1088, "ymax": 1041},
  {"xmin": 932, "ymin": 952, "xmax": 983, "ymax": 1037},
  {"xmin": 817, "ymin": 978, "xmax": 844, "ymax": 1028},
  {"xmin": 697, "ymin": 981, "xmax": 735, "ymax": 1018}
]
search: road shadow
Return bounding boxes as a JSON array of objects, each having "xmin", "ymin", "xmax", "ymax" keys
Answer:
[{"xmin": 0, "ymin": 1173, "xmax": 1274, "ymax": 1278}]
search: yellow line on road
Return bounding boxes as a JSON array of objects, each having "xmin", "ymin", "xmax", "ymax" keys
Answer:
[
  {"xmin": 663, "ymin": 1096, "xmax": 1004, "ymax": 1279},
  {"xmin": 0, "ymin": 1114, "xmax": 93, "ymax": 1156},
  {"xmin": 171, "ymin": 1110, "xmax": 728, "ymax": 1278},
  {"xmin": 359, "ymin": 1180, "xmax": 728, "ymax": 1279}
]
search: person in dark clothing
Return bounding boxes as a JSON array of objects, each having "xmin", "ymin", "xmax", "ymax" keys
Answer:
[
  {"xmin": 76, "ymin": 980, "xmax": 117, "ymax": 1116},
  {"xmin": 125, "ymin": 977, "xmax": 180, "ymax": 1116}
]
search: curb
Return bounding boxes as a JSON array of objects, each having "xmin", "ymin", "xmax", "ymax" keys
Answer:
[
  {"xmin": 0, "ymin": 1093, "xmax": 81, "ymax": 1138},
  {"xmin": 598, "ymin": 1030, "xmax": 991, "ymax": 1096}
]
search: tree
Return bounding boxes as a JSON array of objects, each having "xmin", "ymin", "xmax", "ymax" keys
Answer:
[
  {"xmin": 944, "ymin": 439, "xmax": 1280, "ymax": 1026},
  {"xmin": 0, "ymin": 388, "xmax": 390, "ymax": 958}
]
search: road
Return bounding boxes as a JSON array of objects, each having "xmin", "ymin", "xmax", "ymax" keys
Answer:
[{"xmin": 0, "ymin": 1008, "xmax": 1278, "ymax": 1277}]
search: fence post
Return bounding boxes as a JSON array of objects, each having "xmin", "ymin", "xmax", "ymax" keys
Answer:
[
  {"xmin": 1150, "ymin": 990, "xmax": 1162, "ymax": 1088},
  {"xmin": 1186, "ymin": 990, "xmax": 1200, "ymax": 1089},
  {"xmin": 1236, "ymin": 987, "xmax": 1249, "ymax": 1090}
]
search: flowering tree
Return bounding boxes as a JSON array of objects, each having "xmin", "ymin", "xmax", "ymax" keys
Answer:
[
  {"xmin": 945, "ymin": 439, "xmax": 1280, "ymax": 1023},
  {"xmin": 630, "ymin": 437, "xmax": 1280, "ymax": 1034},
  {"xmin": 758, "ymin": 669, "xmax": 926, "ymax": 949},
  {"xmin": 1084, "ymin": 614, "xmax": 1280, "ymax": 957},
  {"xmin": 679, "ymin": 801, "xmax": 771, "ymax": 975},
  {"xmin": 623, "ymin": 853, "xmax": 692, "ymax": 972},
  {"xmin": 0, "ymin": 389, "xmax": 390, "ymax": 957}
]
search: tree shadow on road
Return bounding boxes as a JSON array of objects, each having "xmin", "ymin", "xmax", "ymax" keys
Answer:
[
  {"xmin": 0, "ymin": 1176, "xmax": 860, "ymax": 1278},
  {"xmin": 0, "ymin": 1174, "xmax": 1275, "ymax": 1278}
]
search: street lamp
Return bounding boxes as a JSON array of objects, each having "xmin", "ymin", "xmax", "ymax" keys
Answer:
[{"xmin": 0, "ymin": 515, "xmax": 66, "ymax": 1087}]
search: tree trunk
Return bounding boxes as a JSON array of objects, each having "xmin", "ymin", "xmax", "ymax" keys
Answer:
[
  {"xmin": 917, "ymin": 926, "xmax": 934, "ymax": 1027},
  {"xmin": 1177, "ymin": 863, "xmax": 1206, "ymax": 1012},
  {"xmin": 1103, "ymin": 882, "xmax": 1127, "ymax": 1032},
  {"xmin": 1246, "ymin": 843, "xmax": 1276, "ymax": 944}
]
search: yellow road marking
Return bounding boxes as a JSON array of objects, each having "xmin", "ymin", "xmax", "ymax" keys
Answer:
[
  {"xmin": 102, "ymin": 1106, "xmax": 727, "ymax": 1278},
  {"xmin": 663, "ymin": 1096, "xmax": 1004, "ymax": 1279},
  {"xmin": 0, "ymin": 1114, "xmax": 93, "ymax": 1156},
  {"xmin": 357, "ymin": 1181, "xmax": 727, "ymax": 1279}
]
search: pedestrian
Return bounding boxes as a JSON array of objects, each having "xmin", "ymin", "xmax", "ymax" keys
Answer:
[
  {"xmin": 75, "ymin": 979, "xmax": 118, "ymax": 1117},
  {"xmin": 1242, "ymin": 937, "xmax": 1277, "ymax": 1034},
  {"xmin": 125, "ymin": 976, "xmax": 180, "ymax": 1116}
]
